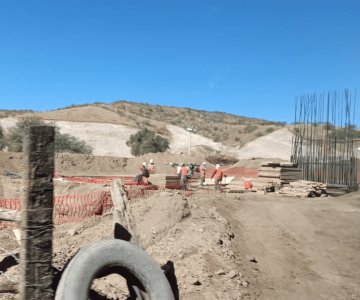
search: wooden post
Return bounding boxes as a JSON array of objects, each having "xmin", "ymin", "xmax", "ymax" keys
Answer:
[
  {"xmin": 111, "ymin": 179, "xmax": 142, "ymax": 247},
  {"xmin": 19, "ymin": 126, "xmax": 55, "ymax": 300}
]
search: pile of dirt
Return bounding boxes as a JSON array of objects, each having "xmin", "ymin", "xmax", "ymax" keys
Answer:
[{"xmin": 0, "ymin": 191, "xmax": 260, "ymax": 300}]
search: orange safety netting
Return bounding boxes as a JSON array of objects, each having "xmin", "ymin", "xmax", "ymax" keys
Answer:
[{"xmin": 0, "ymin": 190, "xmax": 113, "ymax": 229}]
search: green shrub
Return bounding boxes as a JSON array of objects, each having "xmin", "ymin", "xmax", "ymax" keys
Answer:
[
  {"xmin": 6, "ymin": 116, "xmax": 45, "ymax": 152},
  {"xmin": 206, "ymin": 154, "xmax": 239, "ymax": 166},
  {"xmin": 142, "ymin": 120, "xmax": 151, "ymax": 127},
  {"xmin": 266, "ymin": 127, "xmax": 275, "ymax": 133},
  {"xmin": 55, "ymin": 133, "xmax": 93, "ymax": 154},
  {"xmin": 0, "ymin": 124, "xmax": 5, "ymax": 150},
  {"xmin": 244, "ymin": 125, "xmax": 258, "ymax": 133},
  {"xmin": 126, "ymin": 128, "xmax": 169, "ymax": 156},
  {"xmin": 213, "ymin": 134, "xmax": 221, "ymax": 142},
  {"xmin": 5, "ymin": 116, "xmax": 93, "ymax": 154}
]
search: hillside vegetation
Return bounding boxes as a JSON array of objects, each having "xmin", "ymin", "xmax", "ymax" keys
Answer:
[
  {"xmin": 110, "ymin": 101, "xmax": 286, "ymax": 147},
  {"xmin": 0, "ymin": 101, "xmax": 287, "ymax": 147}
]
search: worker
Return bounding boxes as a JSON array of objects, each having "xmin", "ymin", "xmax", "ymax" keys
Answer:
[
  {"xmin": 199, "ymin": 162, "xmax": 207, "ymax": 186},
  {"xmin": 140, "ymin": 161, "xmax": 150, "ymax": 184},
  {"xmin": 149, "ymin": 159, "xmax": 155, "ymax": 174},
  {"xmin": 211, "ymin": 164, "xmax": 223, "ymax": 192},
  {"xmin": 188, "ymin": 162, "xmax": 196, "ymax": 177},
  {"xmin": 176, "ymin": 163, "xmax": 182, "ymax": 177},
  {"xmin": 180, "ymin": 163, "xmax": 188, "ymax": 190}
]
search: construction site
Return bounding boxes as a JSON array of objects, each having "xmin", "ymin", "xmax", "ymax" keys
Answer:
[{"xmin": 0, "ymin": 98, "xmax": 359, "ymax": 300}]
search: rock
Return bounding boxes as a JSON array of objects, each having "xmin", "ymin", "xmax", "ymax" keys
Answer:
[
  {"xmin": 227, "ymin": 231, "xmax": 235, "ymax": 239},
  {"xmin": 246, "ymin": 255, "xmax": 258, "ymax": 263},
  {"xmin": 192, "ymin": 279, "xmax": 202, "ymax": 286},
  {"xmin": 227, "ymin": 270, "xmax": 238, "ymax": 279},
  {"xmin": 215, "ymin": 269, "xmax": 226, "ymax": 275},
  {"xmin": 242, "ymin": 281, "xmax": 249, "ymax": 288},
  {"xmin": 67, "ymin": 228, "xmax": 78, "ymax": 236}
]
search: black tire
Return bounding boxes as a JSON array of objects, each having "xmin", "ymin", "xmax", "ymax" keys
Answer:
[{"xmin": 54, "ymin": 239, "xmax": 174, "ymax": 300}]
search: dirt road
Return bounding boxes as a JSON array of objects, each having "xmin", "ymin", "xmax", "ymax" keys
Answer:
[{"xmin": 217, "ymin": 194, "xmax": 360, "ymax": 300}]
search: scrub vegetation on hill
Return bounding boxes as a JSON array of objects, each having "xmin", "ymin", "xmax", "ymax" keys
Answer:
[
  {"xmin": 0, "ymin": 100, "xmax": 288, "ymax": 147},
  {"xmin": 110, "ymin": 101, "xmax": 287, "ymax": 147},
  {"xmin": 126, "ymin": 128, "xmax": 169, "ymax": 156},
  {"xmin": 3, "ymin": 116, "xmax": 93, "ymax": 154}
]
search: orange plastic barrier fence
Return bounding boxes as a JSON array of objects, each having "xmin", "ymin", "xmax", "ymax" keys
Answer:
[{"xmin": 0, "ymin": 190, "xmax": 113, "ymax": 229}]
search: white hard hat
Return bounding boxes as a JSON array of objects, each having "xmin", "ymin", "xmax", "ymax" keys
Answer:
[
  {"xmin": 150, "ymin": 159, "xmax": 154, "ymax": 163},
  {"xmin": 202, "ymin": 161, "xmax": 207, "ymax": 165},
  {"xmin": 142, "ymin": 162, "xmax": 147, "ymax": 166},
  {"xmin": 215, "ymin": 164, "xmax": 220, "ymax": 169}
]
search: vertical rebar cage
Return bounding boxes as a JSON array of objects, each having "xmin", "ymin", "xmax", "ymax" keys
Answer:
[{"xmin": 291, "ymin": 90, "xmax": 359, "ymax": 192}]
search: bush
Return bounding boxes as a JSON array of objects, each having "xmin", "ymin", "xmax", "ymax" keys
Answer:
[
  {"xmin": 126, "ymin": 128, "xmax": 169, "ymax": 156},
  {"xmin": 206, "ymin": 154, "xmax": 239, "ymax": 166},
  {"xmin": 55, "ymin": 133, "xmax": 93, "ymax": 154},
  {"xmin": 266, "ymin": 127, "xmax": 275, "ymax": 133},
  {"xmin": 244, "ymin": 125, "xmax": 258, "ymax": 133},
  {"xmin": 6, "ymin": 116, "xmax": 45, "ymax": 152},
  {"xmin": 5, "ymin": 116, "xmax": 93, "ymax": 154},
  {"xmin": 0, "ymin": 124, "xmax": 5, "ymax": 150}
]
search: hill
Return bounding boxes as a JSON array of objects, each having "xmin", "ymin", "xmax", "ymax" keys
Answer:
[{"xmin": 0, "ymin": 101, "xmax": 291, "ymax": 160}]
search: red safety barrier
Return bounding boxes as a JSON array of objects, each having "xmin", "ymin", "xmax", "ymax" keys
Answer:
[
  {"xmin": 0, "ymin": 190, "xmax": 113, "ymax": 229},
  {"xmin": 57, "ymin": 175, "xmax": 138, "ymax": 185},
  {"xmin": 2, "ymin": 171, "xmax": 235, "ymax": 229}
]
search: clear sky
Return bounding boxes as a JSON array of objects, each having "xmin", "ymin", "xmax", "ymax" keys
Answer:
[{"xmin": 0, "ymin": 0, "xmax": 359, "ymax": 125}]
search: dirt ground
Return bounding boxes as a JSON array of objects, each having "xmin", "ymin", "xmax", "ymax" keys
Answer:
[
  {"xmin": 0, "ymin": 150, "xmax": 359, "ymax": 299},
  {"xmin": 1, "ymin": 188, "xmax": 359, "ymax": 299}
]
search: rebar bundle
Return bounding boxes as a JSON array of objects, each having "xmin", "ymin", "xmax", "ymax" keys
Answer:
[{"xmin": 291, "ymin": 90, "xmax": 358, "ymax": 192}]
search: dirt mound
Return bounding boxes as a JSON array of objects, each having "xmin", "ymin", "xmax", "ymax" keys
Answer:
[
  {"xmin": 131, "ymin": 192, "xmax": 191, "ymax": 248},
  {"xmin": 0, "ymin": 192, "xmax": 259, "ymax": 300}
]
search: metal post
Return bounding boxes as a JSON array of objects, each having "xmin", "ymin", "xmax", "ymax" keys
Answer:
[
  {"xmin": 189, "ymin": 130, "xmax": 191, "ymax": 156},
  {"xmin": 20, "ymin": 126, "xmax": 55, "ymax": 300},
  {"xmin": 187, "ymin": 128, "xmax": 195, "ymax": 156}
]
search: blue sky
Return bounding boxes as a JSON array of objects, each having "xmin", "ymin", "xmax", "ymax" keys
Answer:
[{"xmin": 0, "ymin": 0, "xmax": 359, "ymax": 125}]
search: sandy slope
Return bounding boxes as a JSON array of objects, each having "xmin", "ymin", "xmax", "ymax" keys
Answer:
[
  {"xmin": 236, "ymin": 127, "xmax": 292, "ymax": 160},
  {"xmin": 0, "ymin": 118, "xmax": 293, "ymax": 159}
]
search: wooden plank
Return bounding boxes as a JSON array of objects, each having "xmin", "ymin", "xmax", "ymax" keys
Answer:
[
  {"xmin": 258, "ymin": 173, "xmax": 281, "ymax": 178},
  {"xmin": 111, "ymin": 179, "xmax": 142, "ymax": 247},
  {"xmin": 0, "ymin": 281, "xmax": 18, "ymax": 294},
  {"xmin": 279, "ymin": 162, "xmax": 295, "ymax": 167},
  {"xmin": 0, "ymin": 208, "xmax": 21, "ymax": 222},
  {"xmin": 261, "ymin": 162, "xmax": 281, "ymax": 167},
  {"xmin": 20, "ymin": 126, "xmax": 55, "ymax": 300}
]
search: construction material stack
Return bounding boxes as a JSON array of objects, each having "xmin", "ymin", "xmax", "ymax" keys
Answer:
[
  {"xmin": 257, "ymin": 162, "xmax": 302, "ymax": 185},
  {"xmin": 278, "ymin": 180, "xmax": 348, "ymax": 197}
]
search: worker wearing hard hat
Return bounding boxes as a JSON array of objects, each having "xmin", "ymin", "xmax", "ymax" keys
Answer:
[
  {"xmin": 199, "ymin": 162, "xmax": 207, "ymax": 186},
  {"xmin": 211, "ymin": 164, "xmax": 223, "ymax": 192},
  {"xmin": 180, "ymin": 163, "xmax": 188, "ymax": 190},
  {"xmin": 149, "ymin": 159, "xmax": 155, "ymax": 174},
  {"xmin": 140, "ymin": 161, "xmax": 150, "ymax": 184}
]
